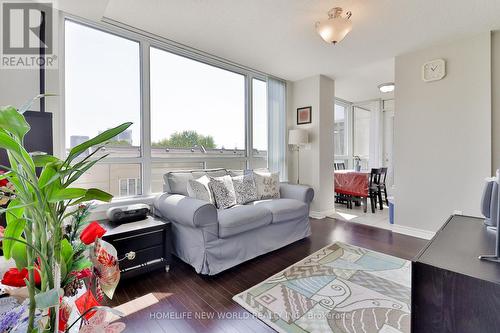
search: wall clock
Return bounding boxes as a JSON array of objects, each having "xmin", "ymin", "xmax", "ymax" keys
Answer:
[{"xmin": 422, "ymin": 59, "xmax": 446, "ymax": 82}]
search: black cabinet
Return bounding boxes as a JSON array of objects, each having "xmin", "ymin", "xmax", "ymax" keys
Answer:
[
  {"xmin": 101, "ymin": 215, "xmax": 171, "ymax": 279},
  {"xmin": 412, "ymin": 215, "xmax": 500, "ymax": 333}
]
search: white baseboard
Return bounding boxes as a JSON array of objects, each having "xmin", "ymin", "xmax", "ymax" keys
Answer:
[
  {"xmin": 391, "ymin": 224, "xmax": 435, "ymax": 240},
  {"xmin": 310, "ymin": 209, "xmax": 336, "ymax": 219}
]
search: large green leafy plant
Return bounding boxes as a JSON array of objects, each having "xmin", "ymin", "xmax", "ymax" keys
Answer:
[{"xmin": 0, "ymin": 97, "xmax": 131, "ymax": 332}]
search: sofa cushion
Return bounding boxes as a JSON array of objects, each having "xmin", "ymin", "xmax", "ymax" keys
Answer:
[
  {"xmin": 218, "ymin": 205, "xmax": 272, "ymax": 238},
  {"xmin": 232, "ymin": 174, "xmax": 258, "ymax": 205},
  {"xmin": 209, "ymin": 175, "xmax": 237, "ymax": 209},
  {"xmin": 164, "ymin": 169, "xmax": 227, "ymax": 195},
  {"xmin": 192, "ymin": 169, "xmax": 227, "ymax": 179},
  {"xmin": 187, "ymin": 175, "xmax": 214, "ymax": 204},
  {"xmin": 252, "ymin": 171, "xmax": 280, "ymax": 199},
  {"xmin": 249, "ymin": 199, "xmax": 308, "ymax": 223},
  {"xmin": 165, "ymin": 172, "xmax": 193, "ymax": 196}
]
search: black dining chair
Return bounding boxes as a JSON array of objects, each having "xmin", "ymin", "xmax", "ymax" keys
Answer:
[
  {"xmin": 378, "ymin": 167, "xmax": 389, "ymax": 207},
  {"xmin": 369, "ymin": 168, "xmax": 383, "ymax": 213},
  {"xmin": 334, "ymin": 162, "xmax": 346, "ymax": 170}
]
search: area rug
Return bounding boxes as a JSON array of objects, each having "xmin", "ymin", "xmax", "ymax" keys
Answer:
[{"xmin": 233, "ymin": 242, "xmax": 411, "ymax": 333}]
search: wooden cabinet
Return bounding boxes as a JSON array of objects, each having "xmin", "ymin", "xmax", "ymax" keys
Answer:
[
  {"xmin": 412, "ymin": 215, "xmax": 500, "ymax": 333},
  {"xmin": 101, "ymin": 215, "xmax": 171, "ymax": 279}
]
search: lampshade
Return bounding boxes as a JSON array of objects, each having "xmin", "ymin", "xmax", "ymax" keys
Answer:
[
  {"xmin": 289, "ymin": 129, "xmax": 308, "ymax": 145},
  {"xmin": 315, "ymin": 7, "xmax": 353, "ymax": 44}
]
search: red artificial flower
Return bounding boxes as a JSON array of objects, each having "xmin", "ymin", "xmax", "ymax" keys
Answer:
[
  {"xmin": 75, "ymin": 289, "xmax": 100, "ymax": 320},
  {"xmin": 76, "ymin": 268, "xmax": 92, "ymax": 279},
  {"xmin": 1, "ymin": 267, "xmax": 41, "ymax": 287},
  {"xmin": 80, "ymin": 221, "xmax": 106, "ymax": 245},
  {"xmin": 59, "ymin": 299, "xmax": 72, "ymax": 331},
  {"xmin": 0, "ymin": 172, "xmax": 7, "ymax": 187}
]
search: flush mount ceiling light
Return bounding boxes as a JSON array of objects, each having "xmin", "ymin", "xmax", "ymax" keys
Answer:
[
  {"xmin": 378, "ymin": 82, "xmax": 395, "ymax": 93},
  {"xmin": 315, "ymin": 7, "xmax": 353, "ymax": 44}
]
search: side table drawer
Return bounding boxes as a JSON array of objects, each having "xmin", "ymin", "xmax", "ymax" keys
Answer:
[
  {"xmin": 112, "ymin": 229, "xmax": 163, "ymax": 253},
  {"xmin": 119, "ymin": 245, "xmax": 164, "ymax": 270}
]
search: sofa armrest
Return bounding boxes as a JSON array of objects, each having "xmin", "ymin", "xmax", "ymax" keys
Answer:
[
  {"xmin": 154, "ymin": 193, "xmax": 218, "ymax": 229},
  {"xmin": 280, "ymin": 183, "xmax": 314, "ymax": 204}
]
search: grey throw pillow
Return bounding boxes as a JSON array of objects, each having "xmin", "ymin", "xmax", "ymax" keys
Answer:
[
  {"xmin": 232, "ymin": 174, "xmax": 258, "ymax": 205},
  {"xmin": 187, "ymin": 175, "xmax": 214, "ymax": 204},
  {"xmin": 252, "ymin": 171, "xmax": 280, "ymax": 199},
  {"xmin": 209, "ymin": 175, "xmax": 237, "ymax": 209}
]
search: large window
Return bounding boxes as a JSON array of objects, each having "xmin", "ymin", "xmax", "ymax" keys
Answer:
[
  {"xmin": 334, "ymin": 103, "xmax": 348, "ymax": 156},
  {"xmin": 65, "ymin": 20, "xmax": 142, "ymax": 197},
  {"xmin": 252, "ymin": 79, "xmax": 267, "ymax": 153},
  {"xmin": 150, "ymin": 47, "xmax": 245, "ymax": 156},
  {"xmin": 64, "ymin": 19, "xmax": 276, "ymax": 198},
  {"xmin": 65, "ymin": 21, "xmax": 141, "ymax": 156},
  {"xmin": 353, "ymin": 106, "xmax": 370, "ymax": 166}
]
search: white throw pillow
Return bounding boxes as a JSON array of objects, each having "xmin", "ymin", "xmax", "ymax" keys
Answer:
[
  {"xmin": 187, "ymin": 175, "xmax": 214, "ymax": 204},
  {"xmin": 252, "ymin": 171, "xmax": 280, "ymax": 200},
  {"xmin": 209, "ymin": 175, "xmax": 237, "ymax": 209},
  {"xmin": 232, "ymin": 174, "xmax": 258, "ymax": 205}
]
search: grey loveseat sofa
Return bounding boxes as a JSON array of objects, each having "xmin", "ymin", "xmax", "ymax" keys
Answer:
[{"xmin": 153, "ymin": 168, "xmax": 314, "ymax": 275}]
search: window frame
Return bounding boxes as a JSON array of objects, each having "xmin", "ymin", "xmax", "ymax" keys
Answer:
[{"xmin": 60, "ymin": 15, "xmax": 276, "ymax": 199}]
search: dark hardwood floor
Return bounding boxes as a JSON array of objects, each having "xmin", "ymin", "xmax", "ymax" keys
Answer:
[{"xmin": 108, "ymin": 218, "xmax": 428, "ymax": 333}]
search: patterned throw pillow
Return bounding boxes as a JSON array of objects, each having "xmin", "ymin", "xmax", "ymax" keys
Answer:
[
  {"xmin": 232, "ymin": 174, "xmax": 258, "ymax": 205},
  {"xmin": 187, "ymin": 175, "xmax": 214, "ymax": 204},
  {"xmin": 209, "ymin": 175, "xmax": 237, "ymax": 209},
  {"xmin": 252, "ymin": 171, "xmax": 280, "ymax": 199}
]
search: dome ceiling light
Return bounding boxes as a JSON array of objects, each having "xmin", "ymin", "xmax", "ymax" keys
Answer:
[
  {"xmin": 315, "ymin": 7, "xmax": 353, "ymax": 45},
  {"xmin": 378, "ymin": 83, "xmax": 395, "ymax": 93}
]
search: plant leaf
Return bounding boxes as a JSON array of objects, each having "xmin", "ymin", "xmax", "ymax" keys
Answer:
[
  {"xmin": 61, "ymin": 238, "xmax": 73, "ymax": 265},
  {"xmin": 33, "ymin": 154, "xmax": 61, "ymax": 167},
  {"xmin": 0, "ymin": 106, "xmax": 30, "ymax": 140},
  {"xmin": 11, "ymin": 241, "xmax": 27, "ymax": 270},
  {"xmin": 70, "ymin": 188, "xmax": 113, "ymax": 205},
  {"xmin": 48, "ymin": 188, "xmax": 87, "ymax": 202},
  {"xmin": 67, "ymin": 122, "xmax": 132, "ymax": 163},
  {"xmin": 3, "ymin": 218, "xmax": 26, "ymax": 259},
  {"xmin": 34, "ymin": 288, "xmax": 63, "ymax": 309},
  {"xmin": 65, "ymin": 154, "xmax": 109, "ymax": 186},
  {"xmin": 71, "ymin": 258, "xmax": 92, "ymax": 273},
  {"xmin": 0, "ymin": 132, "xmax": 35, "ymax": 171},
  {"xmin": 5, "ymin": 199, "xmax": 24, "ymax": 225},
  {"xmin": 18, "ymin": 94, "xmax": 56, "ymax": 114}
]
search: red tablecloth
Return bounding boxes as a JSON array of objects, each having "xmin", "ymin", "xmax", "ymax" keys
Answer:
[{"xmin": 334, "ymin": 170, "xmax": 370, "ymax": 197}]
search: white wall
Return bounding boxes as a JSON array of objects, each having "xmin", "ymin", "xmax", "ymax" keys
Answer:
[
  {"xmin": 288, "ymin": 75, "xmax": 335, "ymax": 217},
  {"xmin": 394, "ymin": 32, "xmax": 491, "ymax": 233},
  {"xmin": 492, "ymin": 31, "xmax": 500, "ymax": 172}
]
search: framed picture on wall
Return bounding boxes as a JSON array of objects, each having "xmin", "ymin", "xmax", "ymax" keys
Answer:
[{"xmin": 297, "ymin": 106, "xmax": 312, "ymax": 125}]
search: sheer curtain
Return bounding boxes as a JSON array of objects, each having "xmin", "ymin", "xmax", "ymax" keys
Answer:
[
  {"xmin": 369, "ymin": 100, "xmax": 383, "ymax": 168},
  {"xmin": 267, "ymin": 78, "xmax": 287, "ymax": 181}
]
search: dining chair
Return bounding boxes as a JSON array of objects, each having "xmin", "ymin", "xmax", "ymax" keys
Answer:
[
  {"xmin": 334, "ymin": 162, "xmax": 346, "ymax": 170},
  {"xmin": 378, "ymin": 167, "xmax": 389, "ymax": 207},
  {"xmin": 369, "ymin": 168, "xmax": 383, "ymax": 213}
]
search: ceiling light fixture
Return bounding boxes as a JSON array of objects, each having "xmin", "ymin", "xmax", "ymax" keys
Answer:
[
  {"xmin": 378, "ymin": 82, "xmax": 395, "ymax": 93},
  {"xmin": 315, "ymin": 7, "xmax": 353, "ymax": 44}
]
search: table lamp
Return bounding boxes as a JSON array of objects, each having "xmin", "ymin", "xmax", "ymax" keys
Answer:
[{"xmin": 289, "ymin": 129, "xmax": 309, "ymax": 184}]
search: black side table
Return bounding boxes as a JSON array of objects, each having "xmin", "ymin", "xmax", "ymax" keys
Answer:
[{"xmin": 101, "ymin": 215, "xmax": 171, "ymax": 279}]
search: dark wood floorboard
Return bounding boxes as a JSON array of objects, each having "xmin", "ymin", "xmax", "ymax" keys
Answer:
[{"xmin": 108, "ymin": 217, "xmax": 428, "ymax": 333}]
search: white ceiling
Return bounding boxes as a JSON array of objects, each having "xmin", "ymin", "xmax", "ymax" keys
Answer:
[{"xmin": 77, "ymin": 0, "xmax": 500, "ymax": 101}]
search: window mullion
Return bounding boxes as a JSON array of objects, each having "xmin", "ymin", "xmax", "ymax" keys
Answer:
[{"xmin": 141, "ymin": 41, "xmax": 152, "ymax": 195}]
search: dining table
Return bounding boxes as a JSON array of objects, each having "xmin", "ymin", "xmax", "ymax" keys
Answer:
[{"xmin": 334, "ymin": 170, "xmax": 370, "ymax": 197}]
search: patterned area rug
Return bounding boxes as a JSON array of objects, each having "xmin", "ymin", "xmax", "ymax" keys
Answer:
[{"xmin": 233, "ymin": 242, "xmax": 411, "ymax": 333}]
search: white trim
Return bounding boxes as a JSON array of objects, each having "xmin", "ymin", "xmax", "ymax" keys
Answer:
[
  {"xmin": 309, "ymin": 209, "xmax": 336, "ymax": 219},
  {"xmin": 391, "ymin": 224, "xmax": 435, "ymax": 240}
]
